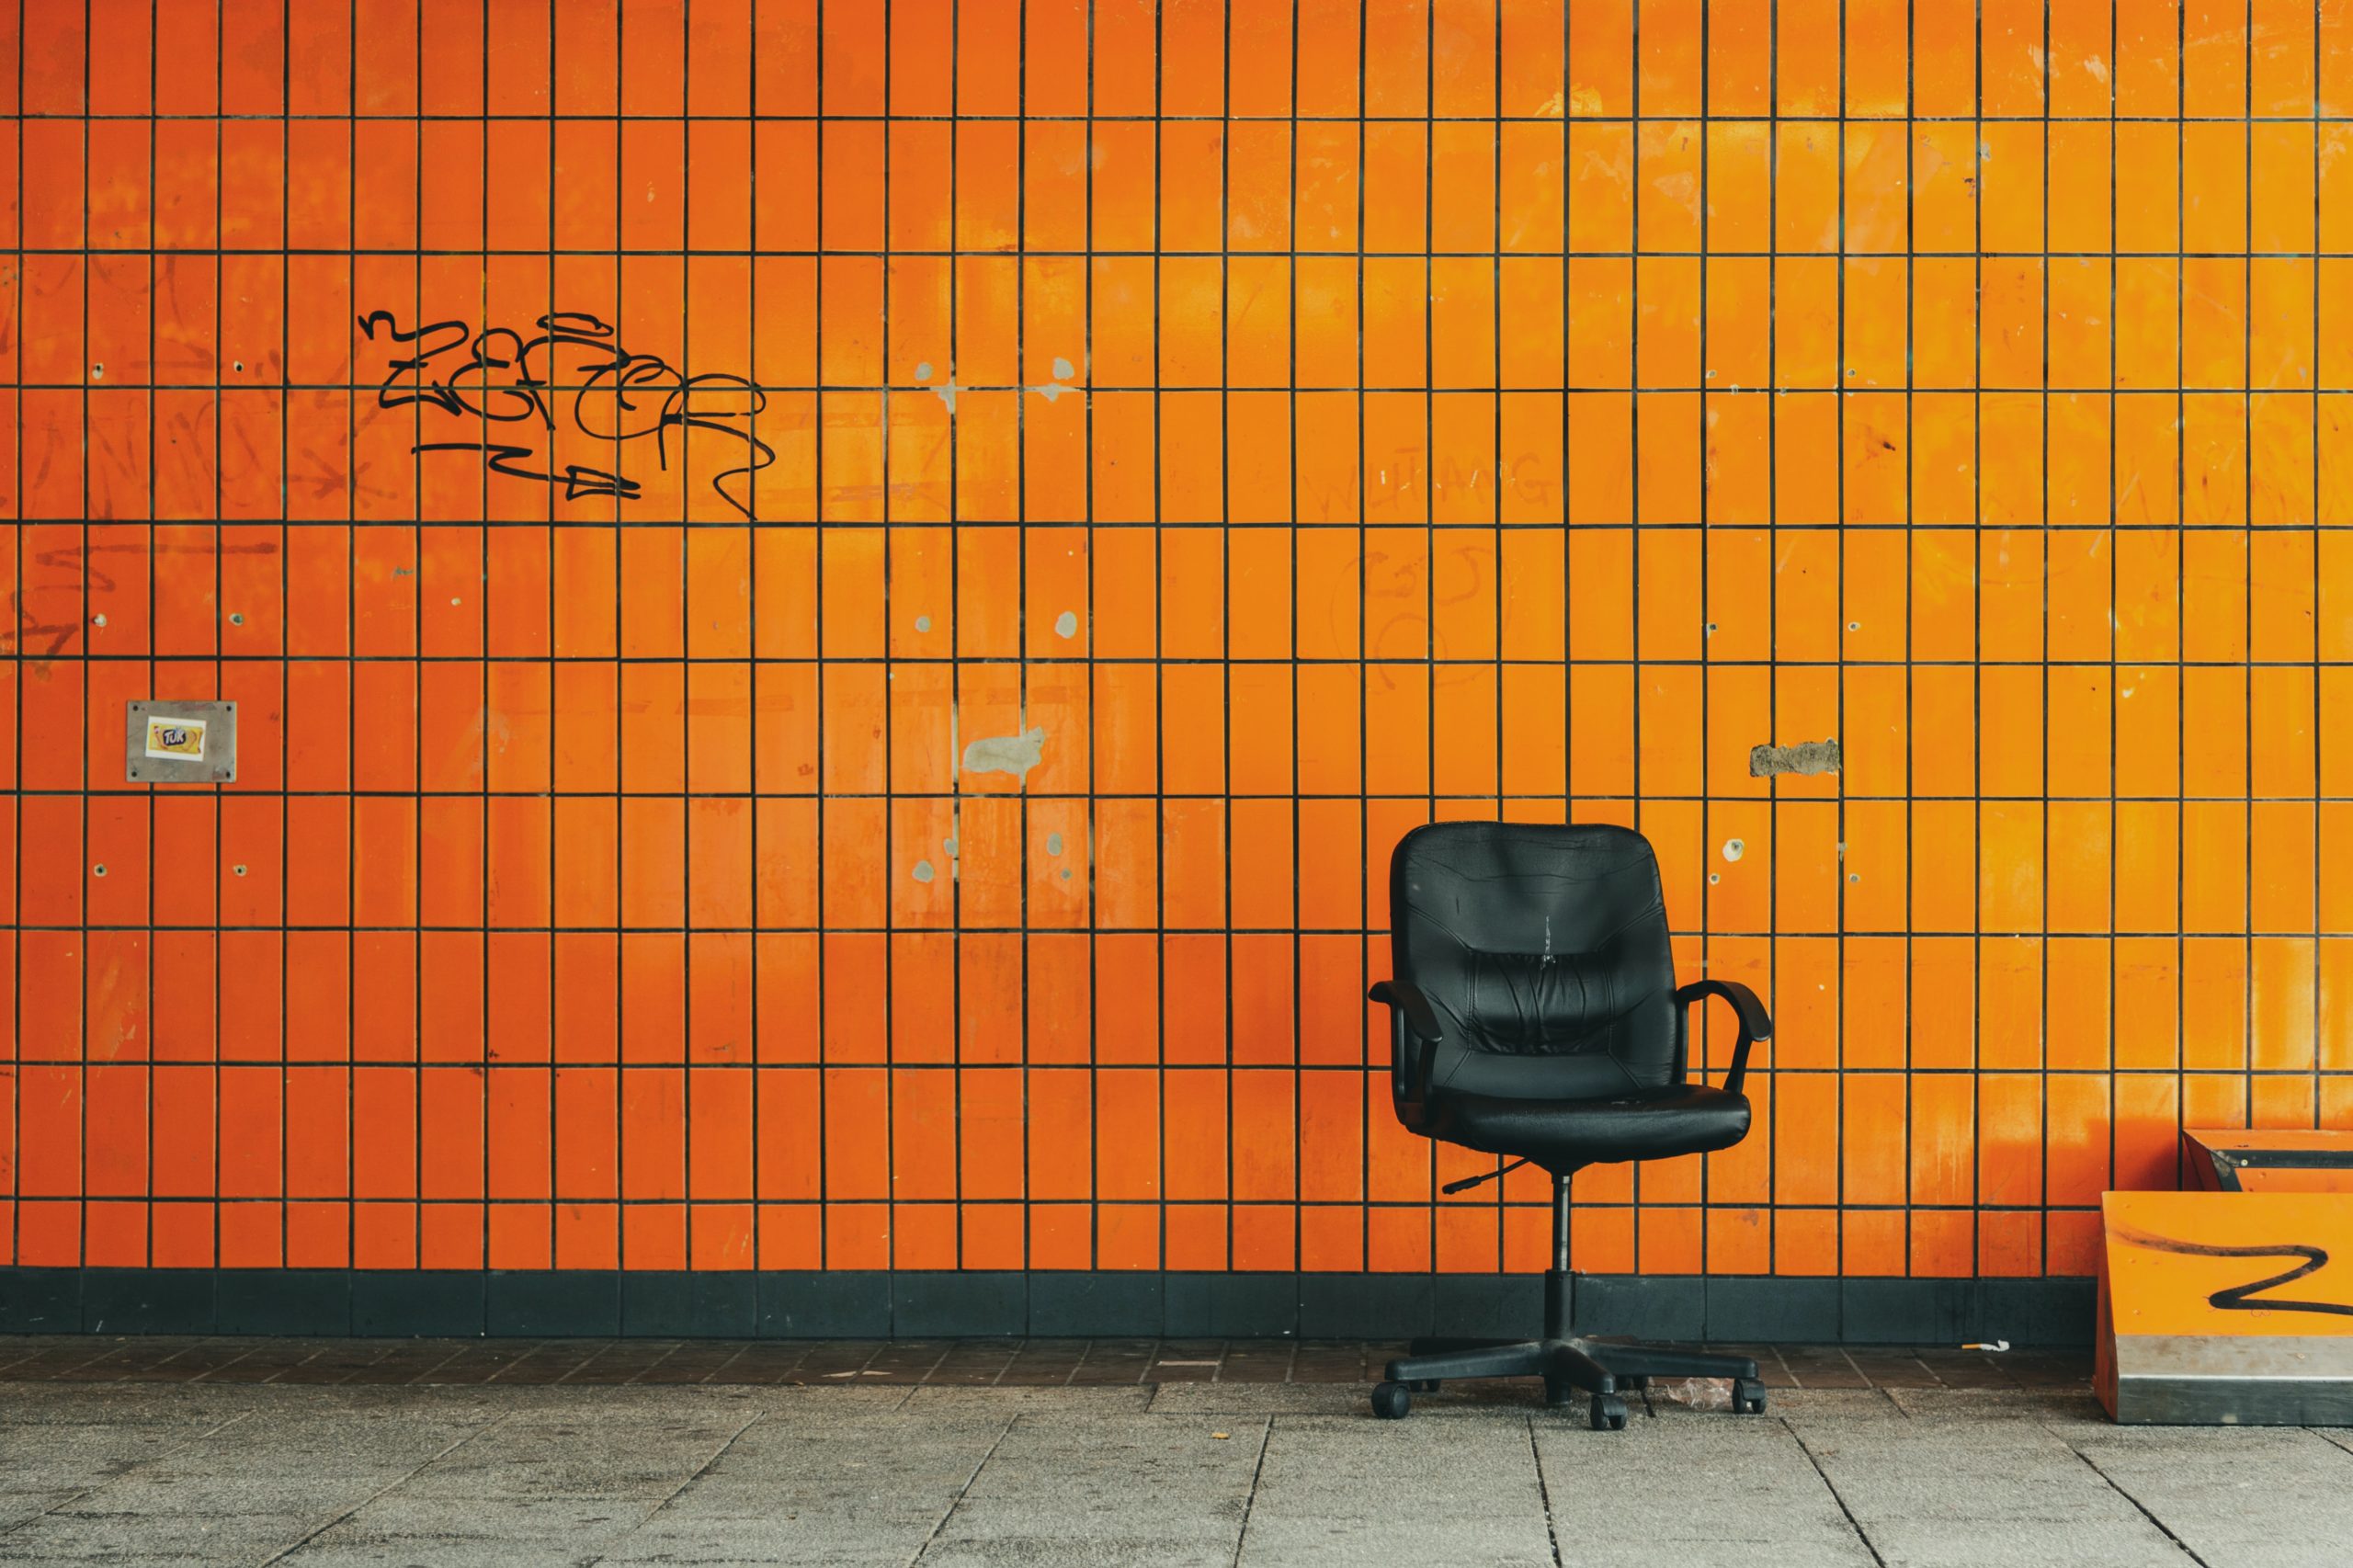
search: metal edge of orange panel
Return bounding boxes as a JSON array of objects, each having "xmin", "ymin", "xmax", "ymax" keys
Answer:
[
  {"xmin": 2181, "ymin": 1129, "xmax": 2353, "ymax": 1194},
  {"xmin": 2179, "ymin": 1130, "xmax": 2232, "ymax": 1192}
]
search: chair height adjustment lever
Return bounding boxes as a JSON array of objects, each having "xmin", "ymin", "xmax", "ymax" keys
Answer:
[{"xmin": 1442, "ymin": 1157, "xmax": 1528, "ymax": 1196}]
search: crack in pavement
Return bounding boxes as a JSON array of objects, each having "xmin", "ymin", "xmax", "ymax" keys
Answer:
[
  {"xmin": 2059, "ymin": 1439, "xmax": 2215, "ymax": 1568},
  {"xmin": 906, "ymin": 1410, "xmax": 1023, "ymax": 1565},
  {"xmin": 1783, "ymin": 1418, "xmax": 1889, "ymax": 1568},
  {"xmin": 258, "ymin": 1410, "xmax": 517, "ymax": 1565}
]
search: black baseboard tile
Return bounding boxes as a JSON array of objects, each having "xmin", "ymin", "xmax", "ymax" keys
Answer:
[
  {"xmin": 1029, "ymin": 1270, "xmax": 1162, "ymax": 1337},
  {"xmin": 1164, "ymin": 1272, "xmax": 1297, "ymax": 1337},
  {"xmin": 352, "ymin": 1271, "xmax": 484, "ymax": 1337},
  {"xmin": 0, "ymin": 1267, "xmax": 80, "ymax": 1333},
  {"xmin": 1301, "ymin": 1273, "xmax": 1434, "ymax": 1339},
  {"xmin": 688, "ymin": 1273, "xmax": 762, "ymax": 1337},
  {"xmin": 0, "ymin": 1267, "xmax": 2099, "ymax": 1345},
  {"xmin": 1578, "ymin": 1274, "xmax": 1704, "ymax": 1340},
  {"xmin": 622, "ymin": 1271, "xmax": 761, "ymax": 1337},
  {"xmin": 82, "ymin": 1268, "xmax": 214, "ymax": 1335},
  {"xmin": 895, "ymin": 1272, "xmax": 1027, "ymax": 1337},
  {"xmin": 620, "ymin": 1271, "xmax": 696, "ymax": 1337},
  {"xmin": 1978, "ymin": 1277, "xmax": 2097, "ymax": 1347},
  {"xmin": 757, "ymin": 1270, "xmax": 890, "ymax": 1337},
  {"xmin": 1706, "ymin": 1277, "xmax": 1839, "ymax": 1343},
  {"xmin": 217, "ymin": 1270, "xmax": 349, "ymax": 1335},
  {"xmin": 1842, "ymin": 1278, "xmax": 1972, "ymax": 1347},
  {"xmin": 1432, "ymin": 1272, "xmax": 1542, "ymax": 1338},
  {"xmin": 488, "ymin": 1270, "xmax": 620, "ymax": 1338}
]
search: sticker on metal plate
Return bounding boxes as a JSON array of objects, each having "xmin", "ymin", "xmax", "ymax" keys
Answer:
[
  {"xmin": 144, "ymin": 714, "xmax": 207, "ymax": 760},
  {"xmin": 126, "ymin": 700, "xmax": 236, "ymax": 784}
]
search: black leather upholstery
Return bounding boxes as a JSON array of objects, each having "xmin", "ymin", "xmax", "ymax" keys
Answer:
[
  {"xmin": 1427, "ymin": 1084, "xmax": 1751, "ymax": 1171},
  {"xmin": 1381, "ymin": 822, "xmax": 1760, "ymax": 1174}
]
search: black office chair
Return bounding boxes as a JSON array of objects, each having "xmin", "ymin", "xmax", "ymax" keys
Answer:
[{"xmin": 1367, "ymin": 821, "xmax": 1773, "ymax": 1430}]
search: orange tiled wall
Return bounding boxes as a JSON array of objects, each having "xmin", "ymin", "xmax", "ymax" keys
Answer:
[{"xmin": 4, "ymin": 0, "xmax": 2348, "ymax": 1281}]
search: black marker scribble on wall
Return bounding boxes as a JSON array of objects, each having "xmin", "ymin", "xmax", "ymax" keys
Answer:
[
  {"xmin": 358, "ymin": 312, "xmax": 774, "ymax": 521},
  {"xmin": 2114, "ymin": 1225, "xmax": 2353, "ymax": 1318}
]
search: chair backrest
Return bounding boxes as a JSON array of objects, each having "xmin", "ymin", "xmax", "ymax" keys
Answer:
[{"xmin": 1390, "ymin": 822, "xmax": 1679, "ymax": 1100}]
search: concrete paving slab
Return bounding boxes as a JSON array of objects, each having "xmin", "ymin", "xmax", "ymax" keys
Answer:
[
  {"xmin": 902, "ymin": 1386, "xmax": 1156, "ymax": 1413},
  {"xmin": 0, "ymin": 1371, "xmax": 2344, "ymax": 1566},
  {"xmin": 918, "ymin": 1415, "xmax": 1267, "ymax": 1566},
  {"xmin": 395, "ymin": 1410, "xmax": 754, "ymax": 1501},
  {"xmin": 0, "ymin": 1384, "xmax": 257, "ymax": 1426},
  {"xmin": 2061, "ymin": 1426, "xmax": 2353, "ymax": 1568},
  {"xmin": 288, "ymin": 1493, "xmax": 665, "ymax": 1556},
  {"xmin": 1788, "ymin": 1417, "xmax": 2188, "ymax": 1567},
  {"xmin": 1146, "ymin": 1379, "xmax": 1544, "ymax": 1418},
  {"xmin": 0, "ymin": 1493, "xmax": 82, "ymax": 1537},
  {"xmin": 0, "ymin": 1508, "xmax": 326, "ymax": 1562},
  {"xmin": 1536, "ymin": 1413, "xmax": 1877, "ymax": 1567},
  {"xmin": 1146, "ymin": 1382, "xmax": 1369, "ymax": 1416},
  {"xmin": 594, "ymin": 1514, "xmax": 891, "ymax": 1567},
  {"xmin": 1235, "ymin": 1415, "xmax": 1554, "ymax": 1568},
  {"xmin": 0, "ymin": 1414, "xmax": 265, "ymax": 1551},
  {"xmin": 695, "ymin": 1385, "xmax": 917, "ymax": 1418},
  {"xmin": 0, "ymin": 1421, "xmax": 206, "ymax": 1488},
  {"xmin": 603, "ymin": 1413, "xmax": 1014, "ymax": 1566},
  {"xmin": 1851, "ymin": 1517, "xmax": 2195, "ymax": 1568},
  {"xmin": 1763, "ymin": 1388, "xmax": 1910, "ymax": 1421},
  {"xmin": 122, "ymin": 1424, "xmax": 502, "ymax": 1486},
  {"xmin": 278, "ymin": 1546, "xmax": 585, "ymax": 1568},
  {"xmin": 1883, "ymin": 1386, "xmax": 2115, "ymax": 1430},
  {"xmin": 43, "ymin": 1476, "xmax": 388, "ymax": 1523}
]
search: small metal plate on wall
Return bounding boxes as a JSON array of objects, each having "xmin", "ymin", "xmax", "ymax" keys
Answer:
[{"xmin": 125, "ymin": 699, "xmax": 236, "ymax": 784}]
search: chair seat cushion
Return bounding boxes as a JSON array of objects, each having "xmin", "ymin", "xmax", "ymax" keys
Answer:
[{"xmin": 1427, "ymin": 1082, "xmax": 1750, "ymax": 1172}]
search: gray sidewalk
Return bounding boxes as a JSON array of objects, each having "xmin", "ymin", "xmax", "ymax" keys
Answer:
[{"xmin": 5, "ymin": 1374, "xmax": 2349, "ymax": 1566}]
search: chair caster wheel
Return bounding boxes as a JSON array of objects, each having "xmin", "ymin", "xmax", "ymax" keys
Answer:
[
  {"xmin": 1408, "ymin": 1379, "xmax": 1441, "ymax": 1393},
  {"xmin": 1732, "ymin": 1379, "xmax": 1767, "ymax": 1415},
  {"xmin": 1371, "ymin": 1381, "xmax": 1413, "ymax": 1419},
  {"xmin": 1589, "ymin": 1393, "xmax": 1629, "ymax": 1431}
]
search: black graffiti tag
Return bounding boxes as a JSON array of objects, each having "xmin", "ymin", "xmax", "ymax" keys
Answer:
[{"xmin": 358, "ymin": 311, "xmax": 776, "ymax": 521}]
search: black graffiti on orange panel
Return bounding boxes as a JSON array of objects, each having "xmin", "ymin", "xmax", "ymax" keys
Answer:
[{"xmin": 2113, "ymin": 1225, "xmax": 2353, "ymax": 1318}]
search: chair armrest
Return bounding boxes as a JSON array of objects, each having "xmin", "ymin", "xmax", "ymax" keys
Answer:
[
  {"xmin": 1368, "ymin": 980, "xmax": 1444, "ymax": 1044},
  {"xmin": 1674, "ymin": 979, "xmax": 1772, "ymax": 1096},
  {"xmin": 1368, "ymin": 980, "xmax": 1444, "ymax": 1115}
]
